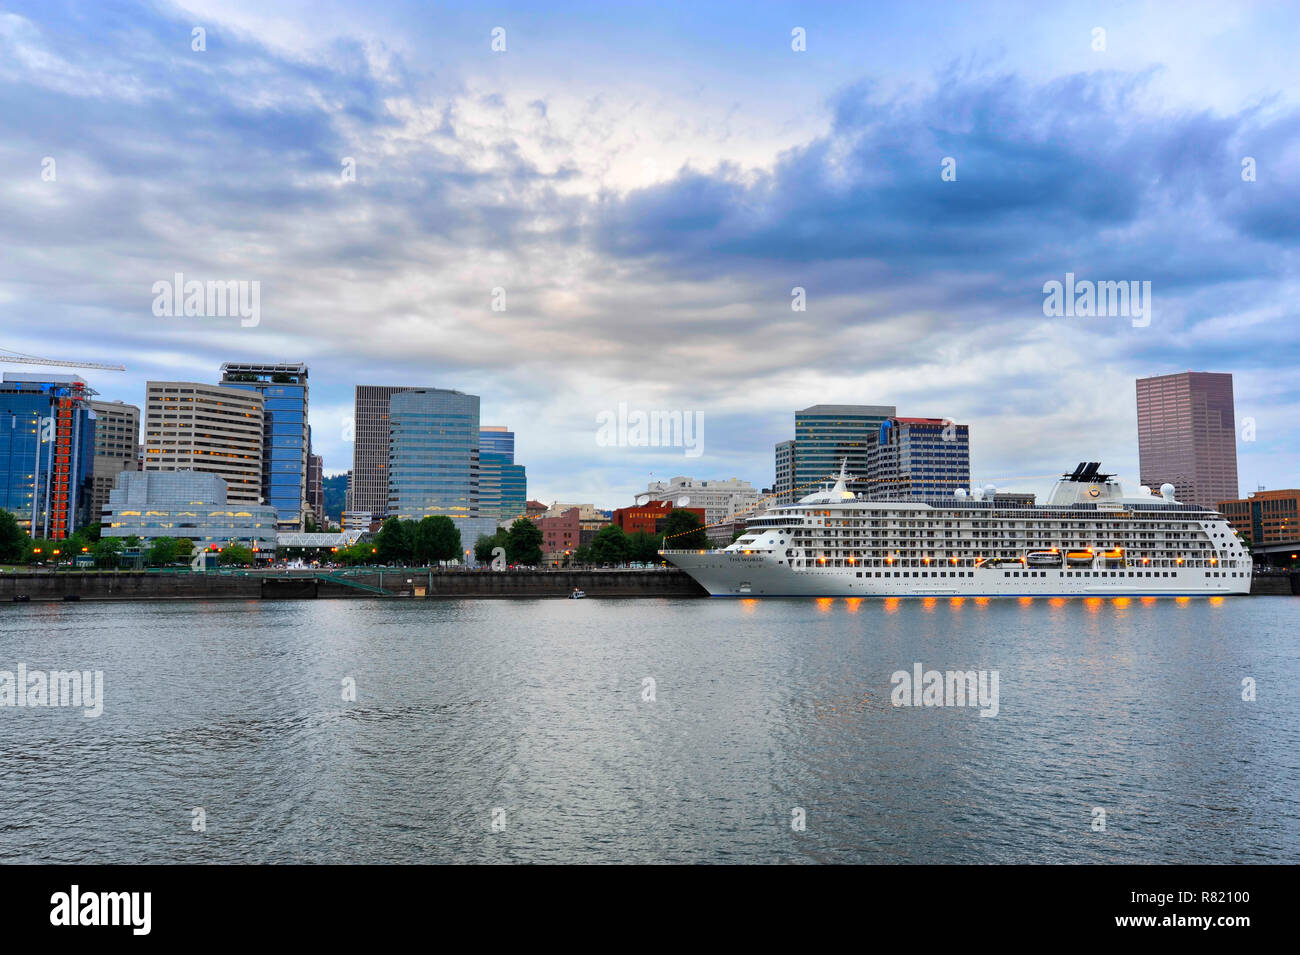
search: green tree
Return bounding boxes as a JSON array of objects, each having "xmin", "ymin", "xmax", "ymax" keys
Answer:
[
  {"xmin": 627, "ymin": 530, "xmax": 663, "ymax": 564},
  {"xmin": 80, "ymin": 522, "xmax": 103, "ymax": 543},
  {"xmin": 172, "ymin": 538, "xmax": 194, "ymax": 564},
  {"xmin": 374, "ymin": 517, "xmax": 410, "ymax": 564},
  {"xmin": 429, "ymin": 517, "xmax": 462, "ymax": 563},
  {"xmin": 24, "ymin": 537, "xmax": 54, "ymax": 563},
  {"xmin": 662, "ymin": 509, "xmax": 710, "ymax": 550},
  {"xmin": 0, "ymin": 510, "xmax": 24, "ymax": 562},
  {"xmin": 505, "ymin": 518, "xmax": 543, "ymax": 565},
  {"xmin": 413, "ymin": 516, "xmax": 461, "ymax": 564},
  {"xmin": 93, "ymin": 537, "xmax": 123, "ymax": 568},
  {"xmin": 475, "ymin": 529, "xmax": 509, "ymax": 564},
  {"xmin": 588, "ymin": 525, "xmax": 630, "ymax": 565},
  {"xmin": 573, "ymin": 544, "xmax": 593, "ymax": 566},
  {"xmin": 146, "ymin": 538, "xmax": 175, "ymax": 566},
  {"xmin": 219, "ymin": 544, "xmax": 255, "ymax": 566}
]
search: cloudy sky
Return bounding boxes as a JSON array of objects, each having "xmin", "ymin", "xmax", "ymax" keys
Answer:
[{"xmin": 2, "ymin": 0, "xmax": 1296, "ymax": 507}]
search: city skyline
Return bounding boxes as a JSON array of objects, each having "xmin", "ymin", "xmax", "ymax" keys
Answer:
[{"xmin": 1, "ymin": 1, "xmax": 1297, "ymax": 506}]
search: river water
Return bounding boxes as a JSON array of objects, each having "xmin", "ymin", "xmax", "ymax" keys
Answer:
[{"xmin": 1, "ymin": 595, "xmax": 1296, "ymax": 863}]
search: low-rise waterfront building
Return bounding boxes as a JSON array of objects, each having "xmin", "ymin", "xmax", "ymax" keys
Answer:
[
  {"xmin": 612, "ymin": 500, "xmax": 706, "ymax": 536},
  {"xmin": 636, "ymin": 475, "xmax": 760, "ymax": 542},
  {"xmin": 101, "ymin": 470, "xmax": 277, "ymax": 556}
]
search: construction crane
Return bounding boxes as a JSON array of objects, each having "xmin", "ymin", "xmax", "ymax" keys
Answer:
[{"xmin": 0, "ymin": 347, "xmax": 125, "ymax": 371}]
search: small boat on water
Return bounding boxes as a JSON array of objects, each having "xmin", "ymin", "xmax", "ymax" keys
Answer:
[{"xmin": 569, "ymin": 588, "xmax": 586, "ymax": 599}]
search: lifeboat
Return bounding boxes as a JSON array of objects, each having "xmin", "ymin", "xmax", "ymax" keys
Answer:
[{"xmin": 1026, "ymin": 551, "xmax": 1063, "ymax": 566}]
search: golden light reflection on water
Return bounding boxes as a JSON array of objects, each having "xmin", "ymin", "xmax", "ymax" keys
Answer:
[
  {"xmin": 740, "ymin": 599, "xmax": 757, "ymax": 614},
  {"xmin": 1084, "ymin": 597, "xmax": 1102, "ymax": 613},
  {"xmin": 974, "ymin": 597, "xmax": 989, "ymax": 608},
  {"xmin": 949, "ymin": 597, "xmax": 965, "ymax": 610},
  {"xmin": 1209, "ymin": 596, "xmax": 1224, "ymax": 606},
  {"xmin": 883, "ymin": 597, "xmax": 900, "ymax": 614},
  {"xmin": 1049, "ymin": 597, "xmax": 1066, "ymax": 608},
  {"xmin": 1017, "ymin": 596, "xmax": 1033, "ymax": 607},
  {"xmin": 1112, "ymin": 597, "xmax": 1130, "ymax": 608},
  {"xmin": 1175, "ymin": 596, "xmax": 1191, "ymax": 606},
  {"xmin": 845, "ymin": 597, "xmax": 862, "ymax": 613},
  {"xmin": 921, "ymin": 597, "xmax": 937, "ymax": 612},
  {"xmin": 1141, "ymin": 596, "xmax": 1157, "ymax": 606},
  {"xmin": 816, "ymin": 598, "xmax": 833, "ymax": 613}
]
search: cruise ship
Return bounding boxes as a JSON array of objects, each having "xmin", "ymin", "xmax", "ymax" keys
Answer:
[{"xmin": 660, "ymin": 462, "xmax": 1252, "ymax": 597}]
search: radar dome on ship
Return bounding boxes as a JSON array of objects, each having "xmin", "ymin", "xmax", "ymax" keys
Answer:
[
  {"xmin": 983, "ymin": 484, "xmax": 997, "ymax": 499},
  {"xmin": 971, "ymin": 487, "xmax": 985, "ymax": 501},
  {"xmin": 954, "ymin": 488, "xmax": 968, "ymax": 499},
  {"xmin": 1160, "ymin": 483, "xmax": 1176, "ymax": 500},
  {"xmin": 1139, "ymin": 485, "xmax": 1151, "ymax": 496}
]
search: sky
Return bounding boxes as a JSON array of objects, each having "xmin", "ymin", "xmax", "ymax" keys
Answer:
[{"xmin": 1, "ymin": 0, "xmax": 1296, "ymax": 508}]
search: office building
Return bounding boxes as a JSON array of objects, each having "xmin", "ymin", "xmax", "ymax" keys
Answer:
[
  {"xmin": 220, "ymin": 362, "xmax": 310, "ymax": 530},
  {"xmin": 101, "ymin": 470, "xmax": 277, "ymax": 555},
  {"xmin": 866, "ymin": 417, "xmax": 971, "ymax": 501},
  {"xmin": 307, "ymin": 451, "xmax": 324, "ymax": 527},
  {"xmin": 612, "ymin": 500, "xmax": 706, "ymax": 536},
  {"xmin": 143, "ymin": 381, "xmax": 264, "ymax": 506},
  {"xmin": 786, "ymin": 404, "xmax": 896, "ymax": 498},
  {"xmin": 350, "ymin": 384, "xmax": 415, "ymax": 519},
  {"xmin": 774, "ymin": 439, "xmax": 795, "ymax": 505},
  {"xmin": 89, "ymin": 399, "xmax": 140, "ymax": 520},
  {"xmin": 1136, "ymin": 372, "xmax": 1239, "ymax": 509},
  {"xmin": 387, "ymin": 388, "xmax": 495, "ymax": 554},
  {"xmin": 1218, "ymin": 489, "xmax": 1299, "ymax": 548},
  {"xmin": 479, "ymin": 426, "xmax": 527, "ymax": 522},
  {"xmin": 0, "ymin": 373, "xmax": 96, "ymax": 539}
]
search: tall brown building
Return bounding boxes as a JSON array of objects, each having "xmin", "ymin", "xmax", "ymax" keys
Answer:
[
  {"xmin": 350, "ymin": 385, "xmax": 414, "ymax": 517},
  {"xmin": 89, "ymin": 399, "xmax": 140, "ymax": 520},
  {"xmin": 1136, "ymin": 371, "xmax": 1238, "ymax": 509},
  {"xmin": 306, "ymin": 452, "xmax": 324, "ymax": 527}
]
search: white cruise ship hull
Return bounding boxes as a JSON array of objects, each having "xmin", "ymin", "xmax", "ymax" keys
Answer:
[
  {"xmin": 661, "ymin": 462, "xmax": 1253, "ymax": 598},
  {"xmin": 664, "ymin": 550, "xmax": 1250, "ymax": 597}
]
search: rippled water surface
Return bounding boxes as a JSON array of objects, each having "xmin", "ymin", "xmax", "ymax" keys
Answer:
[{"xmin": 1, "ymin": 595, "xmax": 1297, "ymax": 863}]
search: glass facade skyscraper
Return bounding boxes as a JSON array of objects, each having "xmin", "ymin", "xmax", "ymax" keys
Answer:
[
  {"xmin": 793, "ymin": 404, "xmax": 896, "ymax": 498},
  {"xmin": 388, "ymin": 389, "xmax": 497, "ymax": 556},
  {"xmin": 0, "ymin": 373, "xmax": 96, "ymax": 538},
  {"xmin": 866, "ymin": 416, "xmax": 971, "ymax": 501},
  {"xmin": 220, "ymin": 362, "xmax": 309, "ymax": 530},
  {"xmin": 479, "ymin": 426, "xmax": 527, "ymax": 522}
]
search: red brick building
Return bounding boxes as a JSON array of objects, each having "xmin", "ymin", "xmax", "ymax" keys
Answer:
[
  {"xmin": 533, "ymin": 507, "xmax": 580, "ymax": 564},
  {"xmin": 612, "ymin": 500, "xmax": 706, "ymax": 535}
]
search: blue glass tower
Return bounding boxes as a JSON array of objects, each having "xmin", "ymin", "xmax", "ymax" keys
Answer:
[
  {"xmin": 220, "ymin": 362, "xmax": 309, "ymax": 530},
  {"xmin": 1, "ymin": 373, "xmax": 96, "ymax": 538},
  {"xmin": 479, "ymin": 426, "xmax": 527, "ymax": 522}
]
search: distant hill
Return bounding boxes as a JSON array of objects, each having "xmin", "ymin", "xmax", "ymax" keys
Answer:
[{"xmin": 323, "ymin": 474, "xmax": 347, "ymax": 521}]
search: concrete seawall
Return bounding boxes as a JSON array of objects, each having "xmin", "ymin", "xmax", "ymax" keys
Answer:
[
  {"xmin": 0, "ymin": 569, "xmax": 709, "ymax": 602},
  {"xmin": 1, "ymin": 569, "xmax": 1293, "ymax": 602}
]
